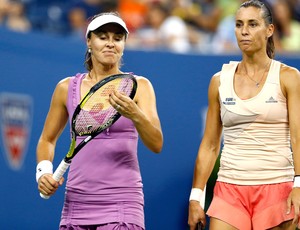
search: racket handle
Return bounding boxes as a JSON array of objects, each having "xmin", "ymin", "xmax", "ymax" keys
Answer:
[{"xmin": 40, "ymin": 160, "xmax": 71, "ymax": 199}]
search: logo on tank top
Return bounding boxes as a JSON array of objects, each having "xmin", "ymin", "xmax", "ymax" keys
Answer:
[
  {"xmin": 0, "ymin": 93, "xmax": 33, "ymax": 170},
  {"xmin": 265, "ymin": 96, "xmax": 278, "ymax": 103},
  {"xmin": 223, "ymin": 97, "xmax": 236, "ymax": 105}
]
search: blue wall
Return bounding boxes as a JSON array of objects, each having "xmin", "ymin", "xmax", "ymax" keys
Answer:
[{"xmin": 0, "ymin": 27, "xmax": 299, "ymax": 229}]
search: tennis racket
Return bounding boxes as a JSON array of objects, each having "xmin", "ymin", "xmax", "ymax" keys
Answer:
[{"xmin": 40, "ymin": 73, "xmax": 137, "ymax": 199}]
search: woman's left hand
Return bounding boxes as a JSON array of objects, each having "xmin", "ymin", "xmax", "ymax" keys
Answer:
[
  {"xmin": 109, "ymin": 90, "xmax": 140, "ymax": 120},
  {"xmin": 287, "ymin": 187, "xmax": 300, "ymax": 228}
]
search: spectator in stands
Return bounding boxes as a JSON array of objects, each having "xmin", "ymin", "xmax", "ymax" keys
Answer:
[
  {"xmin": 131, "ymin": 2, "xmax": 191, "ymax": 53},
  {"xmin": 68, "ymin": 0, "xmax": 103, "ymax": 18},
  {"xmin": 272, "ymin": 0, "xmax": 300, "ymax": 53},
  {"xmin": 0, "ymin": 0, "xmax": 9, "ymax": 24},
  {"xmin": 183, "ymin": 0, "xmax": 222, "ymax": 33},
  {"xmin": 67, "ymin": 6, "xmax": 87, "ymax": 39},
  {"xmin": 217, "ymin": 0, "xmax": 241, "ymax": 19},
  {"xmin": 1, "ymin": 0, "xmax": 31, "ymax": 33},
  {"xmin": 170, "ymin": 0, "xmax": 222, "ymax": 52},
  {"xmin": 67, "ymin": 0, "xmax": 118, "ymax": 39},
  {"xmin": 290, "ymin": 0, "xmax": 300, "ymax": 22},
  {"xmin": 210, "ymin": 13, "xmax": 239, "ymax": 54},
  {"xmin": 211, "ymin": 0, "xmax": 248, "ymax": 54},
  {"xmin": 118, "ymin": 0, "xmax": 148, "ymax": 33}
]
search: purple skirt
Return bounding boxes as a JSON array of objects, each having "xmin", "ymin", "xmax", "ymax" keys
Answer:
[
  {"xmin": 60, "ymin": 222, "xmax": 144, "ymax": 230},
  {"xmin": 60, "ymin": 199, "xmax": 144, "ymax": 228}
]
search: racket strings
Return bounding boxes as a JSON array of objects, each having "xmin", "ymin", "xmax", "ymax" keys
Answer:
[{"xmin": 74, "ymin": 78, "xmax": 134, "ymax": 135}]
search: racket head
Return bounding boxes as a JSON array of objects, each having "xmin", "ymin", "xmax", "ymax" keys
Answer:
[{"xmin": 72, "ymin": 73, "xmax": 137, "ymax": 138}]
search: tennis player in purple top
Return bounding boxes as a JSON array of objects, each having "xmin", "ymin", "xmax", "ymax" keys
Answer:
[{"xmin": 36, "ymin": 12, "xmax": 163, "ymax": 230}]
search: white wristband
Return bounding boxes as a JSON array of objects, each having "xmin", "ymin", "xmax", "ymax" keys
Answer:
[
  {"xmin": 293, "ymin": 176, "xmax": 300, "ymax": 188},
  {"xmin": 36, "ymin": 160, "xmax": 53, "ymax": 183},
  {"xmin": 189, "ymin": 188, "xmax": 203, "ymax": 202}
]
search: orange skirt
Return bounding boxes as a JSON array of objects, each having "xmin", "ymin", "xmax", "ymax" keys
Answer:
[{"xmin": 207, "ymin": 181, "xmax": 296, "ymax": 229}]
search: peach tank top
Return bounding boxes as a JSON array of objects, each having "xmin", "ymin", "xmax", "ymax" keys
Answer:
[{"xmin": 217, "ymin": 60, "xmax": 294, "ymax": 185}]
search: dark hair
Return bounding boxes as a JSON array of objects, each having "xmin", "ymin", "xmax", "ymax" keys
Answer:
[
  {"xmin": 239, "ymin": 0, "xmax": 275, "ymax": 58},
  {"xmin": 84, "ymin": 12, "xmax": 125, "ymax": 71}
]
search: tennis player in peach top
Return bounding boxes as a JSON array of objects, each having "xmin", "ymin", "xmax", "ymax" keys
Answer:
[{"xmin": 188, "ymin": 1, "xmax": 300, "ymax": 229}]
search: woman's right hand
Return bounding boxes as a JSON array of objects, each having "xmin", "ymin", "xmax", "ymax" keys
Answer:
[
  {"xmin": 37, "ymin": 174, "xmax": 64, "ymax": 197},
  {"xmin": 188, "ymin": 200, "xmax": 206, "ymax": 230}
]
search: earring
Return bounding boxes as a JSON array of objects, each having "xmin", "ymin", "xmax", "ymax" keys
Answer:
[{"xmin": 88, "ymin": 48, "xmax": 91, "ymax": 53}]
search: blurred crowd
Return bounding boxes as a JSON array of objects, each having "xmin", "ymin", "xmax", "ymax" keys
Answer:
[{"xmin": 1, "ymin": 0, "xmax": 300, "ymax": 54}]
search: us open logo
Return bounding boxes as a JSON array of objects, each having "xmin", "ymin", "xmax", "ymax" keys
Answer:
[{"xmin": 0, "ymin": 93, "xmax": 33, "ymax": 170}]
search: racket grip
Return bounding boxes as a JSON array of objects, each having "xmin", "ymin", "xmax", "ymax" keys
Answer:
[{"xmin": 40, "ymin": 160, "xmax": 71, "ymax": 199}]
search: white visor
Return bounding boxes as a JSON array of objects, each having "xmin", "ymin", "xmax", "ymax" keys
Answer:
[{"xmin": 86, "ymin": 14, "xmax": 129, "ymax": 38}]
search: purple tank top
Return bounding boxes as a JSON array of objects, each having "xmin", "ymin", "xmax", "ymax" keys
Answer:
[{"xmin": 60, "ymin": 73, "xmax": 144, "ymax": 228}]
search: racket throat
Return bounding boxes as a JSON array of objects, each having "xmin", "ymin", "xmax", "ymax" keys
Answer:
[
  {"xmin": 84, "ymin": 136, "xmax": 92, "ymax": 143},
  {"xmin": 73, "ymin": 136, "xmax": 92, "ymax": 154}
]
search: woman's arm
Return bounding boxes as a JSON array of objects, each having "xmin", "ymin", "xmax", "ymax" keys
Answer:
[
  {"xmin": 37, "ymin": 78, "xmax": 69, "ymax": 162},
  {"xmin": 36, "ymin": 78, "xmax": 69, "ymax": 196},
  {"xmin": 188, "ymin": 73, "xmax": 223, "ymax": 229},
  {"xmin": 109, "ymin": 76, "xmax": 163, "ymax": 153},
  {"xmin": 281, "ymin": 64, "xmax": 300, "ymax": 227},
  {"xmin": 133, "ymin": 77, "xmax": 163, "ymax": 153}
]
